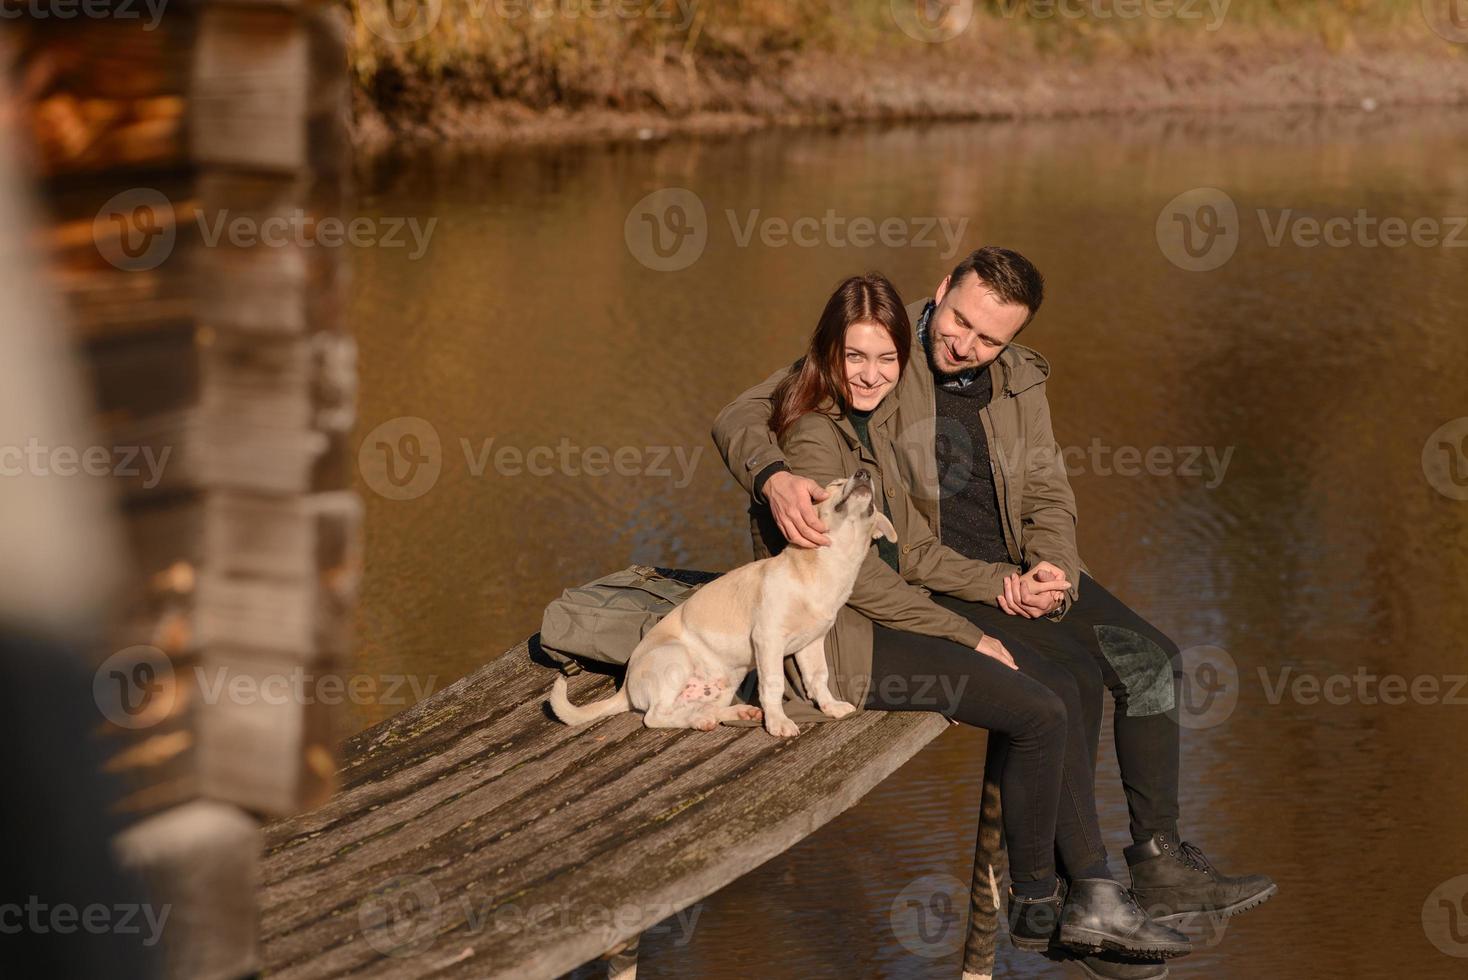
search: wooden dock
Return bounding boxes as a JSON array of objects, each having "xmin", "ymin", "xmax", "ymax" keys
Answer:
[{"xmin": 258, "ymin": 637, "xmax": 1008, "ymax": 978}]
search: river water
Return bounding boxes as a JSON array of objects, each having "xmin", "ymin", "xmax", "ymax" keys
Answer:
[{"xmin": 347, "ymin": 108, "xmax": 1468, "ymax": 978}]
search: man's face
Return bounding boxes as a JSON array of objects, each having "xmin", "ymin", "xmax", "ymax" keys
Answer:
[{"xmin": 926, "ymin": 273, "xmax": 1030, "ymax": 376}]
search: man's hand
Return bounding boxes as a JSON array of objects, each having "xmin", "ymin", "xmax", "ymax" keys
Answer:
[
  {"xmin": 997, "ymin": 562, "xmax": 1071, "ymax": 619},
  {"xmin": 764, "ymin": 470, "xmax": 830, "ymax": 548},
  {"xmin": 976, "ymin": 634, "xmax": 1018, "ymax": 670}
]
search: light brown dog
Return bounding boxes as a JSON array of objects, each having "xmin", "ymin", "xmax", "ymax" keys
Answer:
[{"xmin": 549, "ymin": 469, "xmax": 894, "ymax": 737}]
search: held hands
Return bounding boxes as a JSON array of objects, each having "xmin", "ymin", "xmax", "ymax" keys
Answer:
[
  {"xmin": 765, "ymin": 470, "xmax": 831, "ymax": 548},
  {"xmin": 997, "ymin": 561, "xmax": 1071, "ymax": 619}
]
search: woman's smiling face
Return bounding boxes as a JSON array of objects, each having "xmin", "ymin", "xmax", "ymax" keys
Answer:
[{"xmin": 844, "ymin": 319, "xmax": 900, "ymax": 411}]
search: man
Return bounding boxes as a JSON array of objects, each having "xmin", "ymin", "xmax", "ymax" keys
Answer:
[{"xmin": 712, "ymin": 246, "xmax": 1274, "ymax": 976}]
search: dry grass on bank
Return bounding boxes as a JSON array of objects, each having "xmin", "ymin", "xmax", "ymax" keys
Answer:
[{"xmin": 344, "ymin": 0, "xmax": 1457, "ymax": 137}]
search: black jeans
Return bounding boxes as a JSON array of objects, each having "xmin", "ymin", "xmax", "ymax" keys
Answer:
[
  {"xmin": 934, "ymin": 574, "xmax": 1183, "ymax": 843},
  {"xmin": 863, "ymin": 615, "xmax": 1108, "ymax": 884}
]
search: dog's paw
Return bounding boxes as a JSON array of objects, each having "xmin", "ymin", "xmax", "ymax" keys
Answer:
[
  {"xmin": 735, "ymin": 705, "xmax": 763, "ymax": 721},
  {"xmin": 763, "ymin": 715, "xmax": 800, "ymax": 738},
  {"xmin": 820, "ymin": 700, "xmax": 857, "ymax": 719},
  {"xmin": 693, "ymin": 715, "xmax": 719, "ymax": 732}
]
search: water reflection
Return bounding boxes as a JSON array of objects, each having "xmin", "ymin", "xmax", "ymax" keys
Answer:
[{"xmin": 349, "ymin": 108, "xmax": 1468, "ymax": 977}]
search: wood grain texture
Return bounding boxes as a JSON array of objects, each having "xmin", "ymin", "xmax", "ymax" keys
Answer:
[{"xmin": 258, "ymin": 640, "xmax": 953, "ymax": 978}]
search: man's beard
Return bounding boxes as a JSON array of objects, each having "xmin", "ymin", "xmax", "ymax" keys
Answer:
[{"xmin": 926, "ymin": 334, "xmax": 973, "ymax": 381}]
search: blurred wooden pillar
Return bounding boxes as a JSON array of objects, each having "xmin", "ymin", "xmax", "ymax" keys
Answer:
[{"xmin": 8, "ymin": 3, "xmax": 357, "ymax": 978}]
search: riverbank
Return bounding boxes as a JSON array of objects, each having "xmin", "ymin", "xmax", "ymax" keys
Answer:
[{"xmin": 347, "ymin": 1, "xmax": 1468, "ymax": 149}]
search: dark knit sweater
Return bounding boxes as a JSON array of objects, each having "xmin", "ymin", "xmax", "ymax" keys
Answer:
[
  {"xmin": 846, "ymin": 408, "xmax": 901, "ymax": 573},
  {"xmin": 933, "ymin": 369, "xmax": 1011, "ymax": 564}
]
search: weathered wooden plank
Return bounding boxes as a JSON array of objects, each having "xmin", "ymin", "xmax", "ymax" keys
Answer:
[{"xmin": 258, "ymin": 642, "xmax": 950, "ymax": 978}]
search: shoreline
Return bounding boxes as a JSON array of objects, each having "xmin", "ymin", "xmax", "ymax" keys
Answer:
[{"xmin": 351, "ymin": 41, "xmax": 1468, "ymax": 151}]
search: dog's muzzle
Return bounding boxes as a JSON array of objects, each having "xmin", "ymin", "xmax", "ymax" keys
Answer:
[{"xmin": 836, "ymin": 469, "xmax": 874, "ymax": 512}]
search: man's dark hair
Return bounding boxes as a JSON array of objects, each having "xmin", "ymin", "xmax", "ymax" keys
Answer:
[{"xmin": 947, "ymin": 246, "xmax": 1045, "ymax": 330}]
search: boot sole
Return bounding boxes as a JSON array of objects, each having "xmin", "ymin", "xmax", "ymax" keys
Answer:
[
  {"xmin": 1152, "ymin": 882, "xmax": 1278, "ymax": 924},
  {"xmin": 1056, "ymin": 926, "xmax": 1192, "ymax": 959},
  {"xmin": 1076, "ymin": 958, "xmax": 1169, "ymax": 980}
]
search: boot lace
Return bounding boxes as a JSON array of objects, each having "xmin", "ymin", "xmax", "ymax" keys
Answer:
[{"xmin": 1176, "ymin": 839, "xmax": 1215, "ymax": 873}]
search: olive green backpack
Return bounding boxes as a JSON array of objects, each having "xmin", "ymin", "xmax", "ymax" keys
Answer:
[{"xmin": 538, "ymin": 566, "xmax": 719, "ymax": 674}]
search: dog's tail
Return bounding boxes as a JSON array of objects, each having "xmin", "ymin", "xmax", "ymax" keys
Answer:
[{"xmin": 548, "ymin": 675, "xmax": 631, "ymax": 726}]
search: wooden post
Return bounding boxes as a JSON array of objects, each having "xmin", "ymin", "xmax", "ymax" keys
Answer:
[
  {"xmin": 11, "ymin": 3, "xmax": 357, "ymax": 977},
  {"xmin": 963, "ymin": 739, "xmax": 1008, "ymax": 980}
]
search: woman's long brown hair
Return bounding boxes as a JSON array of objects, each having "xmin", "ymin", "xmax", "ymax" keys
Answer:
[{"xmin": 769, "ymin": 273, "xmax": 912, "ymax": 440}]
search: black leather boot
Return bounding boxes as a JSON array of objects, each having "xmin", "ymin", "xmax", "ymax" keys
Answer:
[
  {"xmin": 1007, "ymin": 881, "xmax": 1064, "ymax": 952},
  {"xmin": 1057, "ymin": 878, "xmax": 1192, "ymax": 958},
  {"xmin": 1125, "ymin": 831, "xmax": 1277, "ymax": 923}
]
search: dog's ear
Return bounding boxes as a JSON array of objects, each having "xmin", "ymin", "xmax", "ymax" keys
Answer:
[{"xmin": 871, "ymin": 512, "xmax": 897, "ymax": 543}]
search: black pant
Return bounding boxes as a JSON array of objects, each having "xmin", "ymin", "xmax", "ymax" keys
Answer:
[
  {"xmin": 935, "ymin": 574, "xmax": 1183, "ymax": 843},
  {"xmin": 863, "ymin": 616, "xmax": 1108, "ymax": 883}
]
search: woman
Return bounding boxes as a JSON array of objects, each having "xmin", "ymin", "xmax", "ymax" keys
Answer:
[{"xmin": 764, "ymin": 272, "xmax": 1188, "ymax": 961}]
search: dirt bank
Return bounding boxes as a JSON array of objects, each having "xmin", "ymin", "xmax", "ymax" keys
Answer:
[{"xmin": 347, "ymin": 3, "xmax": 1468, "ymax": 149}]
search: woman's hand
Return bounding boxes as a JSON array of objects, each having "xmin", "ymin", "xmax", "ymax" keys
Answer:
[
  {"xmin": 976, "ymin": 634, "xmax": 1018, "ymax": 670},
  {"xmin": 764, "ymin": 470, "xmax": 831, "ymax": 548}
]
